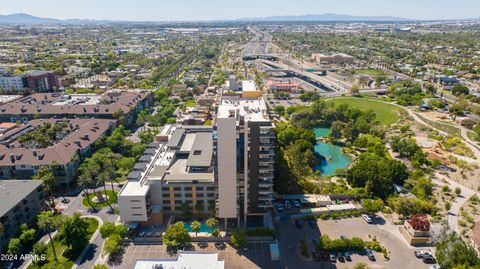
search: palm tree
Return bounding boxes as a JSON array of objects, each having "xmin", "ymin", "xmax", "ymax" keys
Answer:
[
  {"xmin": 37, "ymin": 211, "xmax": 62, "ymax": 261},
  {"xmin": 206, "ymin": 218, "xmax": 217, "ymax": 230},
  {"xmin": 190, "ymin": 221, "xmax": 201, "ymax": 237},
  {"xmin": 78, "ymin": 161, "xmax": 101, "ymax": 210},
  {"xmin": 33, "ymin": 166, "xmax": 56, "ymax": 209}
]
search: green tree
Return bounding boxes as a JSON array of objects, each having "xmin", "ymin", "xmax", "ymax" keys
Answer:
[
  {"xmin": 19, "ymin": 224, "xmax": 36, "ymax": 244},
  {"xmin": 33, "ymin": 166, "xmax": 56, "ymax": 208},
  {"xmin": 32, "ymin": 242, "xmax": 48, "ymax": 266},
  {"xmin": 61, "ymin": 213, "xmax": 89, "ymax": 253},
  {"xmin": 230, "ymin": 230, "xmax": 247, "ymax": 249},
  {"xmin": 100, "ymin": 222, "xmax": 117, "ymax": 239},
  {"xmin": 163, "ymin": 222, "xmax": 191, "ymax": 248},
  {"xmin": 436, "ymin": 233, "xmax": 480, "ymax": 268},
  {"xmin": 361, "ymin": 199, "xmax": 384, "ymax": 215},
  {"xmin": 103, "ymin": 234, "xmax": 122, "ymax": 257},
  {"xmin": 190, "ymin": 221, "xmax": 201, "ymax": 237},
  {"xmin": 350, "ymin": 83, "xmax": 360, "ymax": 96},
  {"xmin": 206, "ymin": 218, "xmax": 218, "ymax": 230},
  {"xmin": 7, "ymin": 238, "xmax": 21, "ymax": 254},
  {"xmin": 37, "ymin": 211, "xmax": 62, "ymax": 261}
]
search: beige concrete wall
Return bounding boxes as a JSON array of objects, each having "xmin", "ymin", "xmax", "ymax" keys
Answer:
[{"xmin": 217, "ymin": 117, "xmax": 238, "ymax": 219}]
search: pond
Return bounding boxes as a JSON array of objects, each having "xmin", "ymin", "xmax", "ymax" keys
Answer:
[{"xmin": 312, "ymin": 128, "xmax": 352, "ymax": 176}]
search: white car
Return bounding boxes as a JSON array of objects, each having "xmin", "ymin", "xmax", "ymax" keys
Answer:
[
  {"xmin": 362, "ymin": 214, "xmax": 373, "ymax": 224},
  {"xmin": 293, "ymin": 200, "xmax": 301, "ymax": 208}
]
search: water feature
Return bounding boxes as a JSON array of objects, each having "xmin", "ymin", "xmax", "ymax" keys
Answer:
[
  {"xmin": 183, "ymin": 222, "xmax": 213, "ymax": 234},
  {"xmin": 312, "ymin": 128, "xmax": 352, "ymax": 176}
]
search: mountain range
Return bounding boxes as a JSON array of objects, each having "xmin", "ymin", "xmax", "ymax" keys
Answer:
[
  {"xmin": 0, "ymin": 12, "xmax": 475, "ymax": 25},
  {"xmin": 237, "ymin": 13, "xmax": 412, "ymax": 22}
]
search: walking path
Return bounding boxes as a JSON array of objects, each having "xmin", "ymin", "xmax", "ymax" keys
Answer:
[
  {"xmin": 72, "ymin": 215, "xmax": 104, "ymax": 269},
  {"xmin": 431, "ymin": 173, "xmax": 477, "ymax": 233}
]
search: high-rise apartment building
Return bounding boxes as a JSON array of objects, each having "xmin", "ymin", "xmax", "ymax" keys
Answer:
[{"xmin": 216, "ymin": 96, "xmax": 275, "ymax": 228}]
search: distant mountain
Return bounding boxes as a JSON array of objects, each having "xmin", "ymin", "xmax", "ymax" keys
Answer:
[
  {"xmin": 0, "ymin": 13, "xmax": 62, "ymax": 24},
  {"xmin": 0, "ymin": 13, "xmax": 128, "ymax": 25},
  {"xmin": 237, "ymin": 13, "xmax": 413, "ymax": 22}
]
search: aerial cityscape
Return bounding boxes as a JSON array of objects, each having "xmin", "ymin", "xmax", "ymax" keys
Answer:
[{"xmin": 1, "ymin": 1, "xmax": 480, "ymax": 269}]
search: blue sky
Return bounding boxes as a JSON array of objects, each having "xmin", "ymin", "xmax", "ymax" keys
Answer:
[{"xmin": 0, "ymin": 0, "xmax": 478, "ymax": 21}]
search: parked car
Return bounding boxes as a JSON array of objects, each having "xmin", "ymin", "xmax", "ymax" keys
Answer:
[
  {"xmin": 321, "ymin": 251, "xmax": 330, "ymax": 261},
  {"xmin": 337, "ymin": 252, "xmax": 345, "ymax": 262},
  {"xmin": 362, "ymin": 214, "xmax": 373, "ymax": 224},
  {"xmin": 423, "ymin": 255, "xmax": 436, "ymax": 264},
  {"xmin": 295, "ymin": 220, "xmax": 303, "ymax": 229},
  {"xmin": 276, "ymin": 205, "xmax": 284, "ymax": 212},
  {"xmin": 285, "ymin": 200, "xmax": 291, "ymax": 209},
  {"xmin": 366, "ymin": 248, "xmax": 376, "ymax": 261},
  {"xmin": 312, "ymin": 238, "xmax": 319, "ymax": 247},
  {"xmin": 308, "ymin": 220, "xmax": 316, "ymax": 229},
  {"xmin": 329, "ymin": 253, "xmax": 337, "ymax": 262},
  {"xmin": 293, "ymin": 200, "xmax": 301, "ymax": 208},
  {"xmin": 312, "ymin": 251, "xmax": 321, "ymax": 261},
  {"xmin": 429, "ymin": 265, "xmax": 441, "ymax": 269},
  {"xmin": 414, "ymin": 250, "xmax": 425, "ymax": 258},
  {"xmin": 345, "ymin": 252, "xmax": 352, "ymax": 261}
]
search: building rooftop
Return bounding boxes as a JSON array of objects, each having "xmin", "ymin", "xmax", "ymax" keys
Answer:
[
  {"xmin": 0, "ymin": 90, "xmax": 150, "ymax": 116},
  {"xmin": 137, "ymin": 125, "xmax": 214, "ymax": 184},
  {"xmin": 134, "ymin": 252, "xmax": 224, "ymax": 269},
  {"xmin": 0, "ymin": 180, "xmax": 43, "ymax": 217},
  {"xmin": 0, "ymin": 118, "xmax": 114, "ymax": 166},
  {"xmin": 217, "ymin": 97, "xmax": 270, "ymax": 122},
  {"xmin": 120, "ymin": 181, "xmax": 150, "ymax": 197}
]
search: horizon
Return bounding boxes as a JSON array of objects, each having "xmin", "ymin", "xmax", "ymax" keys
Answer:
[{"xmin": 1, "ymin": 0, "xmax": 479, "ymax": 21}]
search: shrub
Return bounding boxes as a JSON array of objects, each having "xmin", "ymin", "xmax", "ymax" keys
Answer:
[{"xmin": 299, "ymin": 239, "xmax": 309, "ymax": 258}]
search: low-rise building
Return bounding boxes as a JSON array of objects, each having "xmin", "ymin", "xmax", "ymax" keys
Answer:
[
  {"xmin": 134, "ymin": 252, "xmax": 224, "ymax": 269},
  {"xmin": 0, "ymin": 90, "xmax": 152, "ymax": 127},
  {"xmin": 0, "ymin": 180, "xmax": 44, "ymax": 247},
  {"xmin": 0, "ymin": 118, "xmax": 115, "ymax": 184},
  {"xmin": 24, "ymin": 70, "xmax": 60, "ymax": 92},
  {"xmin": 312, "ymin": 53, "xmax": 355, "ymax": 65},
  {"xmin": 119, "ymin": 125, "xmax": 216, "ymax": 225}
]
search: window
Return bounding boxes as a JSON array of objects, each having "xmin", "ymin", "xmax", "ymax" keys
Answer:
[
  {"xmin": 174, "ymin": 187, "xmax": 181, "ymax": 191},
  {"xmin": 131, "ymin": 207, "xmax": 142, "ymax": 209},
  {"xmin": 193, "ymin": 150, "xmax": 202, "ymax": 155},
  {"xmin": 132, "ymin": 214, "xmax": 143, "ymax": 216},
  {"xmin": 184, "ymin": 187, "xmax": 192, "ymax": 191},
  {"xmin": 130, "ymin": 199, "xmax": 142, "ymax": 203}
]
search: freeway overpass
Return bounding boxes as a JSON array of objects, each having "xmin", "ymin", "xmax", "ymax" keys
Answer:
[{"xmin": 260, "ymin": 59, "xmax": 350, "ymax": 92}]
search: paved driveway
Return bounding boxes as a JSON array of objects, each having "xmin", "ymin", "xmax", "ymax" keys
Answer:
[{"xmin": 276, "ymin": 217, "xmax": 431, "ymax": 269}]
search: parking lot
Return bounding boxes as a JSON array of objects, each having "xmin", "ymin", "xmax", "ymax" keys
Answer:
[
  {"xmin": 109, "ymin": 242, "xmax": 280, "ymax": 269},
  {"xmin": 276, "ymin": 217, "xmax": 432, "ymax": 269}
]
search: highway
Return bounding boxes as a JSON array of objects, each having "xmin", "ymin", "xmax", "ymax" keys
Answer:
[{"xmin": 260, "ymin": 59, "xmax": 350, "ymax": 92}]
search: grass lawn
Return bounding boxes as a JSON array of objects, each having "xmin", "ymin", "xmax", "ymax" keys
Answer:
[
  {"xmin": 82, "ymin": 190, "xmax": 118, "ymax": 209},
  {"xmin": 326, "ymin": 97, "xmax": 403, "ymax": 125},
  {"xmin": 185, "ymin": 99, "xmax": 196, "ymax": 107},
  {"xmin": 415, "ymin": 113, "xmax": 461, "ymax": 136},
  {"xmin": 352, "ymin": 69, "xmax": 386, "ymax": 77},
  {"xmin": 28, "ymin": 218, "xmax": 99, "ymax": 269},
  {"xmin": 467, "ymin": 131, "xmax": 480, "ymax": 142}
]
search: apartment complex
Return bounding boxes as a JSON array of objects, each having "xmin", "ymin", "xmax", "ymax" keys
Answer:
[
  {"xmin": 118, "ymin": 96, "xmax": 275, "ymax": 228},
  {"xmin": 216, "ymin": 96, "xmax": 275, "ymax": 227},
  {"xmin": 0, "ymin": 90, "xmax": 152, "ymax": 127},
  {"xmin": 0, "ymin": 180, "xmax": 44, "ymax": 247},
  {"xmin": 312, "ymin": 53, "xmax": 355, "ymax": 65},
  {"xmin": 0, "ymin": 118, "xmax": 115, "ymax": 184},
  {"xmin": 0, "ymin": 69, "xmax": 60, "ymax": 92},
  {"xmin": 24, "ymin": 70, "xmax": 60, "ymax": 92},
  {"xmin": 119, "ymin": 125, "xmax": 216, "ymax": 225}
]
